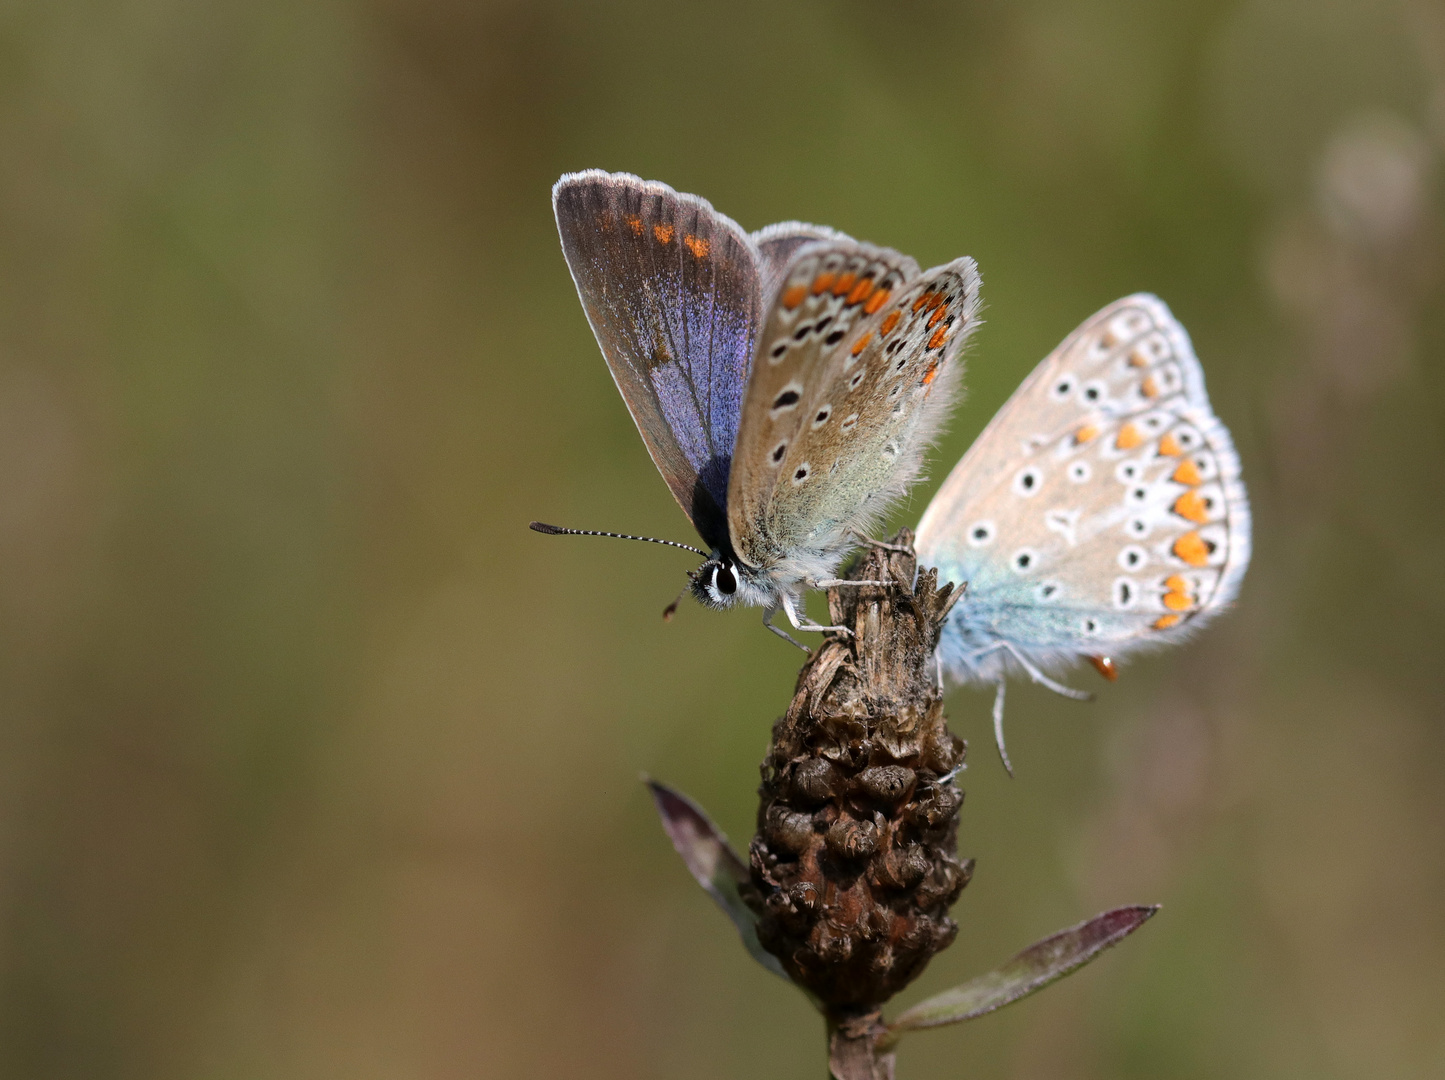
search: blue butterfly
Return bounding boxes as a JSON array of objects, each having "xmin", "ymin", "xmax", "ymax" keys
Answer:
[
  {"xmin": 540, "ymin": 170, "xmax": 980, "ymax": 648},
  {"xmin": 916, "ymin": 295, "xmax": 1251, "ymax": 770}
]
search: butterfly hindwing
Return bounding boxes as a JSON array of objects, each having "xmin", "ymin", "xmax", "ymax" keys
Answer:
[
  {"xmin": 553, "ymin": 170, "xmax": 762, "ymax": 544},
  {"xmin": 728, "ymin": 243, "xmax": 981, "ymax": 575},
  {"xmin": 916, "ymin": 294, "xmax": 1251, "ymax": 683},
  {"xmin": 751, "ymin": 221, "xmax": 853, "ymax": 302}
]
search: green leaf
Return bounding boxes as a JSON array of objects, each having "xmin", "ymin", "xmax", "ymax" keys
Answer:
[
  {"xmin": 879, "ymin": 905, "xmax": 1159, "ymax": 1048},
  {"xmin": 644, "ymin": 777, "xmax": 803, "ymax": 992}
]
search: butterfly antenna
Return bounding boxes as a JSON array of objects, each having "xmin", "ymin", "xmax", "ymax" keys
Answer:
[
  {"xmin": 661, "ymin": 585, "xmax": 688, "ymax": 622},
  {"xmin": 528, "ymin": 521, "xmax": 708, "ymax": 558}
]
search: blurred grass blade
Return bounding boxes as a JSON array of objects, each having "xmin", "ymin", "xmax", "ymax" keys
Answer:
[
  {"xmin": 880, "ymin": 905, "xmax": 1159, "ymax": 1047},
  {"xmin": 644, "ymin": 777, "xmax": 794, "ymax": 986}
]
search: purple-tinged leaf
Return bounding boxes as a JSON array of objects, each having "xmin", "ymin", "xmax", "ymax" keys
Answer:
[
  {"xmin": 645, "ymin": 777, "xmax": 795, "ymax": 987},
  {"xmin": 879, "ymin": 905, "xmax": 1159, "ymax": 1047}
]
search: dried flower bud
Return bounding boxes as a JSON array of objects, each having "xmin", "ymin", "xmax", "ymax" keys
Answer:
[
  {"xmin": 854, "ymin": 765, "xmax": 917, "ymax": 807},
  {"xmin": 765, "ymin": 806, "xmax": 816, "ymax": 855},
  {"xmin": 905, "ymin": 782, "xmax": 964, "ymax": 831},
  {"xmin": 791, "ymin": 758, "xmax": 842, "ymax": 805},
  {"xmin": 826, "ymin": 817, "xmax": 879, "ymax": 861}
]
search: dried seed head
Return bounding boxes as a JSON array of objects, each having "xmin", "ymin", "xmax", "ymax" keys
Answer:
[{"xmin": 750, "ymin": 532, "xmax": 971, "ymax": 1008}]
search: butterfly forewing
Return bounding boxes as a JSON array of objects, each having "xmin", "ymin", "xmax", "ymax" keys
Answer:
[
  {"xmin": 728, "ymin": 243, "xmax": 981, "ymax": 573},
  {"xmin": 553, "ymin": 171, "xmax": 762, "ymax": 543},
  {"xmin": 916, "ymin": 294, "xmax": 1250, "ymax": 679}
]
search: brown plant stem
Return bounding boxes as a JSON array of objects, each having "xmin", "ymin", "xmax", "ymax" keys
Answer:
[{"xmin": 827, "ymin": 1007, "xmax": 893, "ymax": 1080}]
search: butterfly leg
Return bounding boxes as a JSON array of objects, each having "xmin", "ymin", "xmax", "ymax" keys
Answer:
[
  {"xmin": 847, "ymin": 528, "xmax": 913, "ymax": 555},
  {"xmin": 937, "ymin": 751, "xmax": 967, "ymax": 785},
  {"xmin": 992, "ymin": 679, "xmax": 1014, "ymax": 776},
  {"xmin": 763, "ymin": 606, "xmax": 811, "ymax": 653},
  {"xmin": 780, "ymin": 592, "xmax": 853, "ymax": 638},
  {"xmin": 810, "ymin": 578, "xmax": 891, "ymax": 588},
  {"xmin": 997, "ymin": 641, "xmax": 1093, "ymax": 702}
]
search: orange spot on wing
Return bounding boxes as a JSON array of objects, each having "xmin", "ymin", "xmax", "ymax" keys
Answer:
[
  {"xmin": 1088, "ymin": 655, "xmax": 1119, "ymax": 681},
  {"xmin": 927, "ymin": 304, "xmax": 949, "ymax": 329},
  {"xmin": 1153, "ymin": 614, "xmax": 1181, "ymax": 630},
  {"xmin": 1172, "ymin": 459, "xmax": 1204, "ymax": 486},
  {"xmin": 683, "ymin": 234, "xmax": 709, "ymax": 257},
  {"xmin": 1163, "ymin": 590, "xmax": 1193, "ymax": 611},
  {"xmin": 781, "ymin": 285, "xmax": 807, "ymax": 310},
  {"xmin": 1163, "ymin": 574, "xmax": 1189, "ymax": 594},
  {"xmin": 925, "ymin": 292, "xmax": 945, "ymax": 311},
  {"xmin": 1157, "ymin": 433, "xmax": 1183, "ymax": 456},
  {"xmin": 1074, "ymin": 424, "xmax": 1100, "ymax": 445},
  {"xmin": 811, "ymin": 272, "xmax": 836, "ymax": 295},
  {"xmin": 863, "ymin": 288, "xmax": 892, "ymax": 315},
  {"xmin": 922, "ymin": 361, "xmax": 939, "ymax": 385},
  {"xmin": 927, "ymin": 325, "xmax": 948, "ymax": 350},
  {"xmin": 1173, "ymin": 531, "xmax": 1210, "ymax": 567},
  {"xmin": 1115, "ymin": 422, "xmax": 1143, "ymax": 450},
  {"xmin": 653, "ymin": 223, "xmax": 674, "ymax": 243},
  {"xmin": 1173, "ymin": 491, "xmax": 1209, "ymax": 524},
  {"xmin": 831, "ymin": 272, "xmax": 857, "ymax": 296},
  {"xmin": 847, "ymin": 277, "xmax": 875, "ymax": 305},
  {"xmin": 879, "ymin": 310, "xmax": 901, "ymax": 336},
  {"xmin": 624, "ymin": 214, "xmax": 643, "ymax": 235},
  {"xmin": 851, "ymin": 331, "xmax": 874, "ymax": 356},
  {"xmin": 1129, "ymin": 349, "xmax": 1151, "ymax": 367},
  {"xmin": 1141, "ymin": 375, "xmax": 1160, "ymax": 398},
  {"xmin": 912, "ymin": 291, "xmax": 936, "ymax": 313}
]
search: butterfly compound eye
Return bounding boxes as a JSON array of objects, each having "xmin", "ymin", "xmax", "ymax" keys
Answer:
[{"xmin": 715, "ymin": 563, "xmax": 737, "ymax": 596}]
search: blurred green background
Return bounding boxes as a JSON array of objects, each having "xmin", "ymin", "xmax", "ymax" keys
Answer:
[{"xmin": 1, "ymin": 1, "xmax": 1442, "ymax": 1077}]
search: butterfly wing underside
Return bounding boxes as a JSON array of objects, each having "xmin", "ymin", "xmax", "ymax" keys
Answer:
[
  {"xmin": 728, "ymin": 241, "xmax": 981, "ymax": 577},
  {"xmin": 553, "ymin": 170, "xmax": 762, "ymax": 546},
  {"xmin": 916, "ymin": 295, "xmax": 1250, "ymax": 684},
  {"xmin": 751, "ymin": 221, "xmax": 853, "ymax": 301}
]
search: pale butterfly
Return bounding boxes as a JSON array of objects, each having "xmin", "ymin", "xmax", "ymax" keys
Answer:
[
  {"xmin": 915, "ymin": 295, "xmax": 1251, "ymax": 771},
  {"xmin": 536, "ymin": 170, "xmax": 981, "ymax": 647}
]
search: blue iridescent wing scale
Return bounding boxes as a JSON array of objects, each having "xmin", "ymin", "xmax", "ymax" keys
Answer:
[{"xmin": 553, "ymin": 171, "xmax": 763, "ymax": 548}]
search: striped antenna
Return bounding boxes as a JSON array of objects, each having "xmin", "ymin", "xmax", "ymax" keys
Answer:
[{"xmin": 529, "ymin": 521, "xmax": 707, "ymax": 558}]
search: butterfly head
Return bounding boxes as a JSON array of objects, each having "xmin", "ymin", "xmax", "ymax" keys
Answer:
[
  {"xmin": 688, "ymin": 552, "xmax": 776, "ymax": 610},
  {"xmin": 688, "ymin": 553, "xmax": 741, "ymax": 609}
]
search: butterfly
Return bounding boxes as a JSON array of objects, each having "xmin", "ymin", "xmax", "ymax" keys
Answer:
[
  {"xmin": 915, "ymin": 294, "xmax": 1251, "ymax": 771},
  {"xmin": 540, "ymin": 170, "xmax": 981, "ymax": 648}
]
